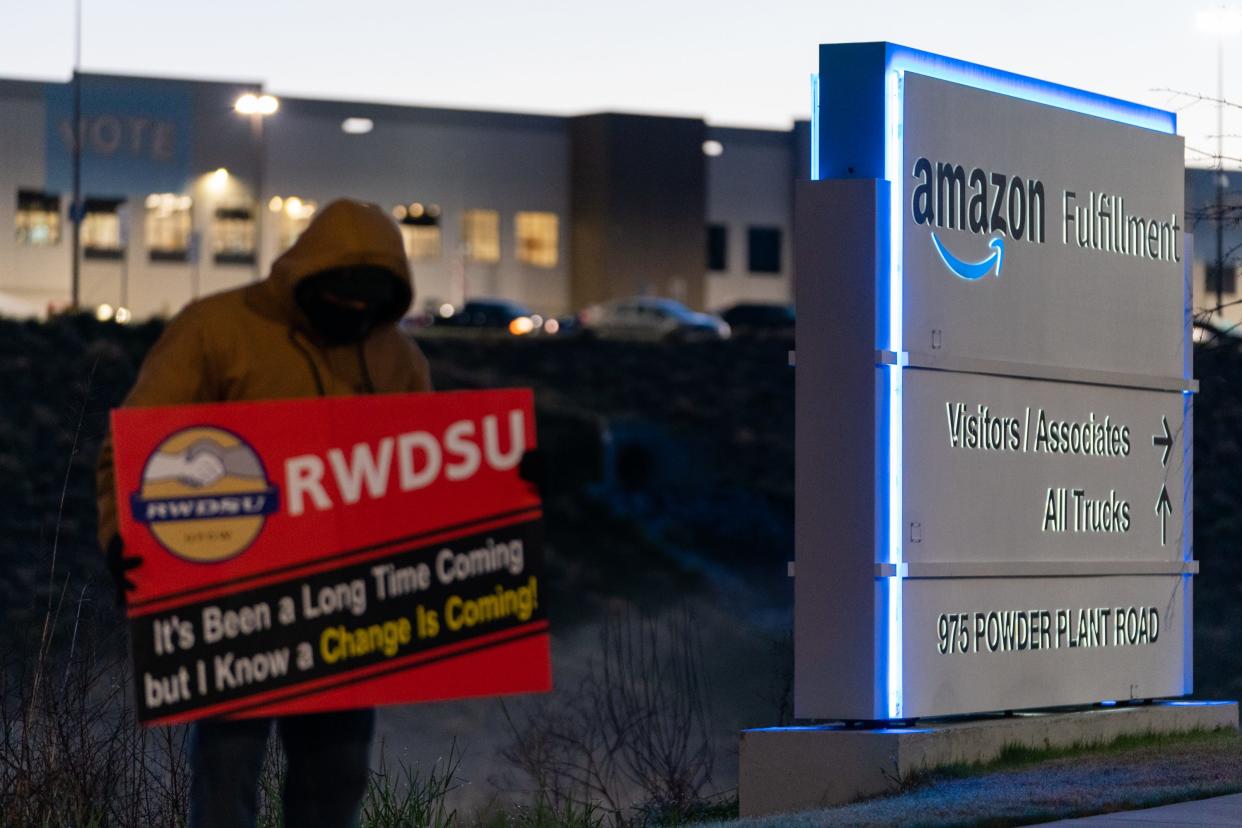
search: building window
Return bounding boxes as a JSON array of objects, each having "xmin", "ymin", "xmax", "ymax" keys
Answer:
[
  {"xmin": 402, "ymin": 225, "xmax": 441, "ymax": 260},
  {"xmin": 82, "ymin": 198, "xmax": 125, "ymax": 259},
  {"xmin": 515, "ymin": 211, "xmax": 558, "ymax": 268},
  {"xmin": 271, "ymin": 196, "xmax": 317, "ymax": 251},
  {"xmin": 707, "ymin": 224, "xmax": 728, "ymax": 272},
  {"xmin": 1206, "ymin": 263, "xmax": 1238, "ymax": 298},
  {"xmin": 395, "ymin": 202, "xmax": 441, "ymax": 261},
  {"xmin": 748, "ymin": 226, "xmax": 782, "ymax": 274},
  {"xmin": 145, "ymin": 193, "xmax": 193, "ymax": 262},
  {"xmin": 16, "ymin": 190, "xmax": 61, "ymax": 246},
  {"xmin": 462, "ymin": 209, "xmax": 500, "ymax": 263},
  {"xmin": 213, "ymin": 206, "xmax": 256, "ymax": 265}
]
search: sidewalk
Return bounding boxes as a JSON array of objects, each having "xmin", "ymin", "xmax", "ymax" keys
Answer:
[{"xmin": 1044, "ymin": 793, "xmax": 1242, "ymax": 825}]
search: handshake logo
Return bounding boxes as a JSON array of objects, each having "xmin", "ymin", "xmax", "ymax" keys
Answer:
[{"xmin": 130, "ymin": 427, "xmax": 280, "ymax": 563}]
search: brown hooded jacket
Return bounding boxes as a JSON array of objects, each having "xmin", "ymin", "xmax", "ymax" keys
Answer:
[{"xmin": 95, "ymin": 198, "xmax": 433, "ymax": 549}]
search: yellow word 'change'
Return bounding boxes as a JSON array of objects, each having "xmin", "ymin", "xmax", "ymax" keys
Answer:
[{"xmin": 320, "ymin": 617, "xmax": 413, "ymax": 665}]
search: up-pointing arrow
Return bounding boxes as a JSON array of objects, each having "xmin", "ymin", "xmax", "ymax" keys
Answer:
[
  {"xmin": 1152, "ymin": 416, "xmax": 1172, "ymax": 467},
  {"xmin": 1155, "ymin": 485, "xmax": 1172, "ymax": 546}
]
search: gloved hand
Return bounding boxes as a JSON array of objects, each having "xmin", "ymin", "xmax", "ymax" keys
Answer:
[
  {"xmin": 519, "ymin": 449, "xmax": 545, "ymax": 496},
  {"xmin": 105, "ymin": 534, "xmax": 142, "ymax": 608}
]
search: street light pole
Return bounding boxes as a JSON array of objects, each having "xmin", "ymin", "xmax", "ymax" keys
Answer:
[
  {"xmin": 70, "ymin": 0, "xmax": 82, "ymax": 309},
  {"xmin": 1199, "ymin": 5, "xmax": 1242, "ymax": 314},
  {"xmin": 251, "ymin": 110, "xmax": 264, "ymax": 282},
  {"xmin": 234, "ymin": 92, "xmax": 278, "ymax": 281}
]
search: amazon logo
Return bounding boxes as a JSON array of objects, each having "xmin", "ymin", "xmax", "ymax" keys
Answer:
[{"xmin": 910, "ymin": 157, "xmax": 1046, "ymax": 281}]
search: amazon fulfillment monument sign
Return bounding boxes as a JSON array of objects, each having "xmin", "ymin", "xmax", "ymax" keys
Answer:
[{"xmin": 795, "ymin": 43, "xmax": 1195, "ymax": 721}]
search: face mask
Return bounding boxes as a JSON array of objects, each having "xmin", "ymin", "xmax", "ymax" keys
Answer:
[
  {"xmin": 295, "ymin": 267, "xmax": 400, "ymax": 344},
  {"xmin": 298, "ymin": 292, "xmax": 375, "ymax": 344}
]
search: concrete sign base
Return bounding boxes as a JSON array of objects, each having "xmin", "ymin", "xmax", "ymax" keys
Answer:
[{"xmin": 738, "ymin": 701, "xmax": 1238, "ymax": 817}]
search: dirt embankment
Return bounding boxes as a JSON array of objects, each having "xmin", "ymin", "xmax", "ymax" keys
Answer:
[{"xmin": 4, "ymin": 314, "xmax": 1242, "ymax": 815}]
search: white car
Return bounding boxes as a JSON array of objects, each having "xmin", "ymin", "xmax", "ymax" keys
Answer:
[{"xmin": 578, "ymin": 297, "xmax": 731, "ymax": 342}]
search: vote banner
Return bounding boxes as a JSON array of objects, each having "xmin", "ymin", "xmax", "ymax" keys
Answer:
[{"xmin": 111, "ymin": 390, "xmax": 550, "ymax": 726}]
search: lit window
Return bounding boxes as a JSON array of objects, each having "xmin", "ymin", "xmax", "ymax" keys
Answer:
[
  {"xmin": 82, "ymin": 198, "xmax": 125, "ymax": 259},
  {"xmin": 16, "ymin": 190, "xmax": 61, "ymax": 246},
  {"xmin": 402, "ymin": 225, "xmax": 441, "ymax": 260},
  {"xmin": 399, "ymin": 203, "xmax": 441, "ymax": 261},
  {"xmin": 145, "ymin": 193, "xmax": 193, "ymax": 262},
  {"xmin": 515, "ymin": 211, "xmax": 558, "ymax": 268},
  {"xmin": 213, "ymin": 206, "xmax": 256, "ymax": 265},
  {"xmin": 707, "ymin": 224, "xmax": 727, "ymax": 272},
  {"xmin": 462, "ymin": 209, "xmax": 500, "ymax": 263},
  {"xmin": 747, "ymin": 226, "xmax": 782, "ymax": 275},
  {"xmin": 276, "ymin": 196, "xmax": 317, "ymax": 251}
]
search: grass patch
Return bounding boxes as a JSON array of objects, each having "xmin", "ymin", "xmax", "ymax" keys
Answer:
[
  {"xmin": 360, "ymin": 744, "xmax": 461, "ymax": 828},
  {"xmin": 923, "ymin": 724, "xmax": 1239, "ymax": 782}
]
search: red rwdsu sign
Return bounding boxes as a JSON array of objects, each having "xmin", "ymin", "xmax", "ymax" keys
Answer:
[{"xmin": 111, "ymin": 390, "xmax": 550, "ymax": 726}]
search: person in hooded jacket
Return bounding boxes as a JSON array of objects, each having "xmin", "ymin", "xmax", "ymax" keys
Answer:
[{"xmin": 96, "ymin": 198, "xmax": 433, "ymax": 828}]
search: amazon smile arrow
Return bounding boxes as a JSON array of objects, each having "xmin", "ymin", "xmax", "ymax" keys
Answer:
[{"xmin": 931, "ymin": 233, "xmax": 1005, "ymax": 281}]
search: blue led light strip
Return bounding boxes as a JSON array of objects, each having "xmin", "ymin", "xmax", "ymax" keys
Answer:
[
  {"xmin": 810, "ymin": 74, "xmax": 821, "ymax": 181},
  {"xmin": 885, "ymin": 46, "xmax": 1176, "ymax": 135},
  {"xmin": 883, "ymin": 66, "xmax": 904, "ymax": 720}
]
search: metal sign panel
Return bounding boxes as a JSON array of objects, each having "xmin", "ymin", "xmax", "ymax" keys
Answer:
[
  {"xmin": 795, "ymin": 43, "xmax": 1193, "ymax": 721},
  {"xmin": 901, "ymin": 574, "xmax": 1189, "ymax": 716},
  {"xmin": 903, "ymin": 371, "xmax": 1190, "ymax": 565},
  {"xmin": 901, "ymin": 73, "xmax": 1186, "ymax": 378}
]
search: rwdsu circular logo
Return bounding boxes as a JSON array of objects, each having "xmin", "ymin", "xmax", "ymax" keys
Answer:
[{"xmin": 129, "ymin": 427, "xmax": 280, "ymax": 563}]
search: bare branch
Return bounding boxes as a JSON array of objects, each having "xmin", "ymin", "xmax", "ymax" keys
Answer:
[
  {"xmin": 1152, "ymin": 88, "xmax": 1242, "ymax": 111},
  {"xmin": 1184, "ymin": 145, "xmax": 1242, "ymax": 166},
  {"xmin": 500, "ymin": 606, "xmax": 719, "ymax": 823}
]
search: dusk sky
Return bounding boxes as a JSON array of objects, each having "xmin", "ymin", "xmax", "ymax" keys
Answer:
[{"xmin": 1, "ymin": 0, "xmax": 1238, "ymax": 168}]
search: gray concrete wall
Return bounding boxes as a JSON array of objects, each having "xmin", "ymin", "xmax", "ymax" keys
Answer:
[
  {"xmin": 704, "ymin": 126, "xmax": 795, "ymax": 311},
  {"xmin": 0, "ymin": 80, "xmax": 64, "ymax": 312},
  {"xmin": 265, "ymin": 99, "xmax": 571, "ymax": 315},
  {"xmin": 570, "ymin": 113, "xmax": 707, "ymax": 310}
]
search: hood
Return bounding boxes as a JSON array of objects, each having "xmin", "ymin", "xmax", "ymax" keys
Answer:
[{"xmin": 251, "ymin": 198, "xmax": 413, "ymax": 328}]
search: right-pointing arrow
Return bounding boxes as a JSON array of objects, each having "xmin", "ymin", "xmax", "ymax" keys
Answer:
[
  {"xmin": 1153, "ymin": 416, "xmax": 1172, "ymax": 467},
  {"xmin": 1155, "ymin": 485, "xmax": 1172, "ymax": 546}
]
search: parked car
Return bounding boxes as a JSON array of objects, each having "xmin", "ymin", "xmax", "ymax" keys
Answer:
[
  {"xmin": 578, "ymin": 297, "xmax": 731, "ymax": 342},
  {"xmin": 434, "ymin": 298, "xmax": 547, "ymax": 335},
  {"xmin": 718, "ymin": 302, "xmax": 795, "ymax": 337}
]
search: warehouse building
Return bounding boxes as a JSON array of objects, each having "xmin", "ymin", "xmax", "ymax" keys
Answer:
[
  {"xmin": 0, "ymin": 73, "xmax": 807, "ymax": 320},
  {"xmin": 4, "ymin": 72, "xmax": 1234, "ymax": 327}
]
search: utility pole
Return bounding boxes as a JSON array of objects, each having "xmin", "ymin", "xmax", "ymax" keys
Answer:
[
  {"xmin": 70, "ymin": 0, "xmax": 82, "ymax": 309},
  {"xmin": 1216, "ymin": 34, "xmax": 1226, "ymax": 312}
]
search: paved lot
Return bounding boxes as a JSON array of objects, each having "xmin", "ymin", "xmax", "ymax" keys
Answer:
[{"xmin": 1046, "ymin": 793, "xmax": 1242, "ymax": 826}]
